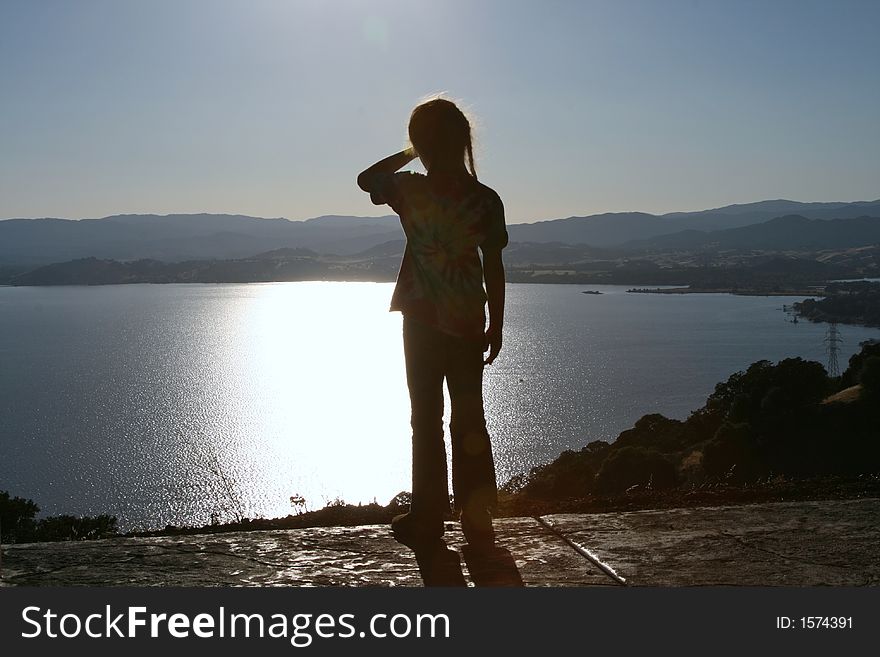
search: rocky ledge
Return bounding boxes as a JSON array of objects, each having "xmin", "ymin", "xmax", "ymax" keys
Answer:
[{"xmin": 2, "ymin": 499, "xmax": 877, "ymax": 587}]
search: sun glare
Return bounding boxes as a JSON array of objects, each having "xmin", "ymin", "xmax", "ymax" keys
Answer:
[{"xmin": 225, "ymin": 282, "xmax": 413, "ymax": 513}]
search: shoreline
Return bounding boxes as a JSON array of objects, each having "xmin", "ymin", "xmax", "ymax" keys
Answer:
[
  {"xmin": 114, "ymin": 474, "xmax": 879, "ymax": 540},
  {"xmin": 1, "ymin": 279, "xmax": 830, "ymax": 298},
  {"xmin": 627, "ymin": 287, "xmax": 824, "ymax": 296}
]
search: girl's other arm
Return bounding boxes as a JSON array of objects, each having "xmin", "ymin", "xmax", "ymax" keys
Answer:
[
  {"xmin": 483, "ymin": 249, "xmax": 505, "ymax": 365},
  {"xmin": 357, "ymin": 149, "xmax": 416, "ymax": 202}
]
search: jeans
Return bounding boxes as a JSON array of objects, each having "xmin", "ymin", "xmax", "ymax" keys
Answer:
[{"xmin": 402, "ymin": 316, "xmax": 498, "ymax": 529}]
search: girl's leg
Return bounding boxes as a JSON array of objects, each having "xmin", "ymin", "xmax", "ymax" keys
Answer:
[
  {"xmin": 398, "ymin": 317, "xmax": 449, "ymax": 544},
  {"xmin": 447, "ymin": 335, "xmax": 497, "ymax": 547}
]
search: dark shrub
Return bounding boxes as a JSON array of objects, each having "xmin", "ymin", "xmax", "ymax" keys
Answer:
[
  {"xmin": 816, "ymin": 402, "xmax": 880, "ymax": 475},
  {"xmin": 702, "ymin": 422, "xmax": 768, "ymax": 483},
  {"xmin": 521, "ymin": 444, "xmax": 606, "ymax": 499},
  {"xmin": 0, "ymin": 491, "xmax": 40, "ymax": 543},
  {"xmin": 595, "ymin": 446, "xmax": 677, "ymax": 495},
  {"xmin": 34, "ymin": 514, "xmax": 118, "ymax": 542},
  {"xmin": 388, "ymin": 491, "xmax": 412, "ymax": 511},
  {"xmin": 859, "ymin": 356, "xmax": 880, "ymax": 392},
  {"xmin": 615, "ymin": 414, "xmax": 687, "ymax": 452},
  {"xmin": 841, "ymin": 342, "xmax": 880, "ymax": 388},
  {"xmin": 707, "ymin": 358, "xmax": 829, "ymax": 423}
]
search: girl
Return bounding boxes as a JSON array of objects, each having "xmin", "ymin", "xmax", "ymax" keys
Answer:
[{"xmin": 357, "ymin": 97, "xmax": 508, "ymax": 551}]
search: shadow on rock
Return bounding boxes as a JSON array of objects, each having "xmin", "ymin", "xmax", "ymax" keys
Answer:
[
  {"xmin": 462, "ymin": 545, "xmax": 524, "ymax": 587},
  {"xmin": 414, "ymin": 542, "xmax": 467, "ymax": 587}
]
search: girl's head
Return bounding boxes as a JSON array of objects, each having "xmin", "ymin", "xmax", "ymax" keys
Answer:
[{"xmin": 408, "ymin": 97, "xmax": 477, "ymax": 179}]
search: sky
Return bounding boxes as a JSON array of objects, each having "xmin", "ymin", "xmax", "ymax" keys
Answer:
[{"xmin": 1, "ymin": 0, "xmax": 878, "ymax": 224}]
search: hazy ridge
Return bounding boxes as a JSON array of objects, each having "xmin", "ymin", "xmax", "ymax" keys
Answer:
[{"xmin": 3, "ymin": 199, "xmax": 879, "ymax": 267}]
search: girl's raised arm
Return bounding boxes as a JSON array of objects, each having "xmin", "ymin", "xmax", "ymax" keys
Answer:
[{"xmin": 356, "ymin": 148, "xmax": 417, "ymax": 194}]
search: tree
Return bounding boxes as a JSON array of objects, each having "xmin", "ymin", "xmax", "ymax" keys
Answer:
[
  {"xmin": 702, "ymin": 422, "xmax": 767, "ymax": 483},
  {"xmin": 595, "ymin": 446, "xmax": 677, "ymax": 495},
  {"xmin": 841, "ymin": 342, "xmax": 880, "ymax": 388},
  {"xmin": 35, "ymin": 514, "xmax": 118, "ymax": 542},
  {"xmin": 859, "ymin": 356, "xmax": 880, "ymax": 392},
  {"xmin": 0, "ymin": 491, "xmax": 40, "ymax": 543}
]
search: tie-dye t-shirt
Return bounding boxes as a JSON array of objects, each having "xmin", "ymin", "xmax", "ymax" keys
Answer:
[{"xmin": 370, "ymin": 171, "xmax": 508, "ymax": 340}]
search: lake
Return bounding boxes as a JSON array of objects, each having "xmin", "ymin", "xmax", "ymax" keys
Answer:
[{"xmin": 1, "ymin": 282, "xmax": 878, "ymax": 530}]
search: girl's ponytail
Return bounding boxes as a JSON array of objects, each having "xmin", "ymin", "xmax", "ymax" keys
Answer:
[{"xmin": 466, "ymin": 138, "xmax": 477, "ymax": 181}]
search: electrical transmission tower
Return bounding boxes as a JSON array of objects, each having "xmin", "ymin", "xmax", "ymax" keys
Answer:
[{"xmin": 824, "ymin": 322, "xmax": 843, "ymax": 377}]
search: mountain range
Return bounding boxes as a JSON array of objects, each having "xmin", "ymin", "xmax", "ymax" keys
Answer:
[
  {"xmin": 1, "ymin": 199, "xmax": 878, "ymax": 266},
  {"xmin": 0, "ymin": 214, "xmax": 402, "ymax": 265},
  {"xmin": 623, "ymin": 214, "xmax": 880, "ymax": 252},
  {"xmin": 506, "ymin": 199, "xmax": 880, "ymax": 246}
]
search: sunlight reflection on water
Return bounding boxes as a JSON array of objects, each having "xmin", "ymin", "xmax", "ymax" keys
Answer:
[{"xmin": 179, "ymin": 282, "xmax": 415, "ymax": 525}]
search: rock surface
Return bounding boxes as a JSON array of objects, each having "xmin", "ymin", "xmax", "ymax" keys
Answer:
[
  {"xmin": 541, "ymin": 498, "xmax": 880, "ymax": 586},
  {"xmin": 2, "ymin": 499, "xmax": 877, "ymax": 587}
]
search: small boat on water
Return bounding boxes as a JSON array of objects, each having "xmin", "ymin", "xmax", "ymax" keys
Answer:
[{"xmin": 581, "ymin": 290, "xmax": 603, "ymax": 295}]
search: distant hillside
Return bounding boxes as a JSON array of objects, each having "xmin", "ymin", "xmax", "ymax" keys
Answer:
[
  {"xmin": 9, "ymin": 250, "xmax": 854, "ymax": 291},
  {"xmin": 502, "ymin": 241, "xmax": 616, "ymax": 266},
  {"xmin": 0, "ymin": 213, "xmax": 401, "ymax": 266},
  {"xmin": 316, "ymin": 239, "xmax": 617, "ymax": 268},
  {"xmin": 507, "ymin": 200, "xmax": 880, "ymax": 247},
  {"xmin": 624, "ymin": 215, "xmax": 880, "ymax": 252},
  {"xmin": 2, "ymin": 199, "xmax": 878, "ymax": 265},
  {"xmin": 9, "ymin": 251, "xmax": 401, "ymax": 286},
  {"xmin": 661, "ymin": 198, "xmax": 880, "ymax": 219},
  {"xmin": 794, "ymin": 281, "xmax": 880, "ymax": 328}
]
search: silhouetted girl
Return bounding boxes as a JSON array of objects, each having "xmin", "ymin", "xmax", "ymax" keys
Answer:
[{"xmin": 358, "ymin": 97, "xmax": 508, "ymax": 551}]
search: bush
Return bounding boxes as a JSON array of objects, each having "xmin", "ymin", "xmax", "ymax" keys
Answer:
[
  {"xmin": 1, "ymin": 491, "xmax": 120, "ymax": 543},
  {"xmin": 35, "ymin": 514, "xmax": 118, "ymax": 542},
  {"xmin": 702, "ymin": 422, "xmax": 767, "ymax": 483},
  {"xmin": 841, "ymin": 342, "xmax": 880, "ymax": 388},
  {"xmin": 615, "ymin": 414, "xmax": 689, "ymax": 452},
  {"xmin": 387, "ymin": 491, "xmax": 412, "ymax": 511},
  {"xmin": 0, "ymin": 491, "xmax": 40, "ymax": 543},
  {"xmin": 519, "ymin": 441, "xmax": 611, "ymax": 499},
  {"xmin": 707, "ymin": 358, "xmax": 829, "ymax": 423},
  {"xmin": 859, "ymin": 356, "xmax": 880, "ymax": 392},
  {"xmin": 595, "ymin": 446, "xmax": 677, "ymax": 495}
]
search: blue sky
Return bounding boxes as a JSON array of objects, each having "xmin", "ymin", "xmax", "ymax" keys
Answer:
[{"xmin": 1, "ymin": 0, "xmax": 878, "ymax": 223}]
